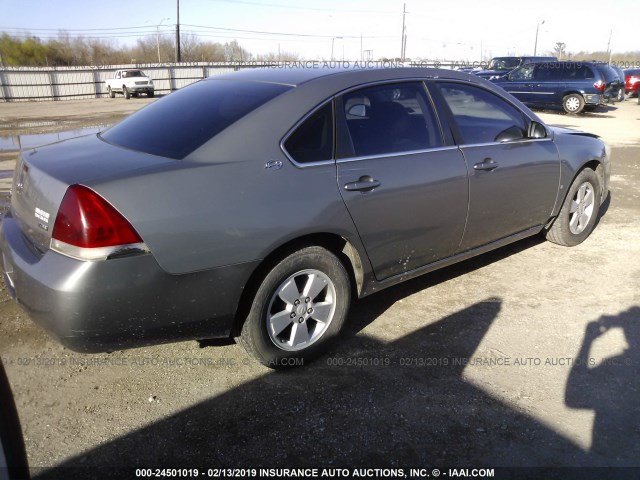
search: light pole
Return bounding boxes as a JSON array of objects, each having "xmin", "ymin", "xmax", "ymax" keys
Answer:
[
  {"xmin": 175, "ymin": 0, "xmax": 181, "ymax": 63},
  {"xmin": 534, "ymin": 20, "xmax": 545, "ymax": 56},
  {"xmin": 156, "ymin": 17, "xmax": 170, "ymax": 63}
]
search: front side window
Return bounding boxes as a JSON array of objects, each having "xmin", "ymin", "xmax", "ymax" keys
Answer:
[
  {"xmin": 283, "ymin": 102, "xmax": 334, "ymax": 164},
  {"xmin": 337, "ymin": 82, "xmax": 442, "ymax": 158},
  {"xmin": 509, "ymin": 64, "xmax": 535, "ymax": 81},
  {"xmin": 437, "ymin": 83, "xmax": 527, "ymax": 145}
]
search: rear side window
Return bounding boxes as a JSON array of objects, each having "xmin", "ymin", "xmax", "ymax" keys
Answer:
[
  {"xmin": 337, "ymin": 82, "xmax": 442, "ymax": 158},
  {"xmin": 560, "ymin": 65, "xmax": 594, "ymax": 80},
  {"xmin": 102, "ymin": 79, "xmax": 291, "ymax": 159},
  {"xmin": 283, "ymin": 102, "xmax": 334, "ymax": 164},
  {"xmin": 437, "ymin": 83, "xmax": 527, "ymax": 145}
]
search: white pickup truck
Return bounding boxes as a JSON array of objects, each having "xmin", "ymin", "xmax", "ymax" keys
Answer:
[{"xmin": 105, "ymin": 69, "xmax": 155, "ymax": 99}]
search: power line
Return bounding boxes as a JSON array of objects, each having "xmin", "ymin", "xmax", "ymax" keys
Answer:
[
  {"xmin": 0, "ymin": 25, "xmax": 166, "ymax": 32},
  {"xmin": 206, "ymin": 0, "xmax": 395, "ymax": 14},
  {"xmin": 182, "ymin": 23, "xmax": 394, "ymax": 39}
]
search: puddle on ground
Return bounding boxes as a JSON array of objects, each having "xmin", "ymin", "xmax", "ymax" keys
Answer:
[{"xmin": 0, "ymin": 125, "xmax": 107, "ymax": 152}]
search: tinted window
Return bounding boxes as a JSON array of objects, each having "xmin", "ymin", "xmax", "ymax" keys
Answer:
[
  {"xmin": 284, "ymin": 102, "xmax": 333, "ymax": 164},
  {"xmin": 102, "ymin": 79, "xmax": 291, "ymax": 159},
  {"xmin": 488, "ymin": 58, "xmax": 521, "ymax": 70},
  {"xmin": 624, "ymin": 69, "xmax": 640, "ymax": 76},
  {"xmin": 534, "ymin": 64, "xmax": 563, "ymax": 81},
  {"xmin": 338, "ymin": 82, "xmax": 442, "ymax": 157},
  {"xmin": 594, "ymin": 65, "xmax": 619, "ymax": 83},
  {"xmin": 438, "ymin": 83, "xmax": 527, "ymax": 145},
  {"xmin": 560, "ymin": 64, "xmax": 594, "ymax": 80}
]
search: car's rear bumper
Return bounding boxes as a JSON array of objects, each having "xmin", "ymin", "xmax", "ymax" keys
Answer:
[
  {"xmin": 0, "ymin": 214, "xmax": 256, "ymax": 352},
  {"xmin": 583, "ymin": 93, "xmax": 605, "ymax": 105}
]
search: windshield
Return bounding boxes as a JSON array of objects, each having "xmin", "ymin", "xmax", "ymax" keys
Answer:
[
  {"xmin": 487, "ymin": 58, "xmax": 521, "ymax": 71},
  {"xmin": 122, "ymin": 70, "xmax": 145, "ymax": 78},
  {"xmin": 101, "ymin": 79, "xmax": 291, "ymax": 159}
]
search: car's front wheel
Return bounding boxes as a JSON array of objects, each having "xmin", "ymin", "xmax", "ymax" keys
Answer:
[
  {"xmin": 546, "ymin": 168, "xmax": 601, "ymax": 246},
  {"xmin": 123, "ymin": 86, "xmax": 131, "ymax": 99},
  {"xmin": 563, "ymin": 94, "xmax": 585, "ymax": 114},
  {"xmin": 238, "ymin": 246, "xmax": 351, "ymax": 368}
]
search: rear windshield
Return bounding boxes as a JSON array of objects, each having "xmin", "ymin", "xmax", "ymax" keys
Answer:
[
  {"xmin": 101, "ymin": 79, "xmax": 291, "ymax": 159},
  {"xmin": 624, "ymin": 69, "xmax": 640, "ymax": 76},
  {"xmin": 594, "ymin": 65, "xmax": 619, "ymax": 82}
]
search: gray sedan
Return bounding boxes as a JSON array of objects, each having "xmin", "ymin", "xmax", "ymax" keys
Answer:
[{"xmin": 0, "ymin": 67, "xmax": 610, "ymax": 367}]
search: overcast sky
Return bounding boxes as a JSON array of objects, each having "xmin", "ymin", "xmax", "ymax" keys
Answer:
[{"xmin": 1, "ymin": 0, "xmax": 636, "ymax": 61}]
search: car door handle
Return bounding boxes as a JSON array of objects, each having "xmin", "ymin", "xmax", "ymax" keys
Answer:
[
  {"xmin": 344, "ymin": 175, "xmax": 381, "ymax": 192},
  {"xmin": 473, "ymin": 159, "xmax": 499, "ymax": 171}
]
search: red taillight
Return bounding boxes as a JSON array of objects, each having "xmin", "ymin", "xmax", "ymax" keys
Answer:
[
  {"xmin": 593, "ymin": 80, "xmax": 606, "ymax": 92},
  {"xmin": 52, "ymin": 185, "xmax": 142, "ymax": 248}
]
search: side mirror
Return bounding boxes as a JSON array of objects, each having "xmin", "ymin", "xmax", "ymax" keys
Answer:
[
  {"xmin": 347, "ymin": 104, "xmax": 368, "ymax": 118},
  {"xmin": 495, "ymin": 125, "xmax": 525, "ymax": 143},
  {"xmin": 528, "ymin": 121, "xmax": 547, "ymax": 139}
]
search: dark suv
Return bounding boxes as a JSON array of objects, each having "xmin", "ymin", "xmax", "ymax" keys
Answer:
[
  {"xmin": 492, "ymin": 61, "xmax": 621, "ymax": 113},
  {"xmin": 474, "ymin": 56, "xmax": 557, "ymax": 80}
]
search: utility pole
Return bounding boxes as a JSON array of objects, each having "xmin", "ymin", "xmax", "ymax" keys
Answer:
[
  {"xmin": 534, "ymin": 20, "xmax": 544, "ymax": 56},
  {"xmin": 175, "ymin": 0, "xmax": 181, "ymax": 63},
  {"xmin": 606, "ymin": 29, "xmax": 613, "ymax": 63},
  {"xmin": 400, "ymin": 3, "xmax": 406, "ymax": 60}
]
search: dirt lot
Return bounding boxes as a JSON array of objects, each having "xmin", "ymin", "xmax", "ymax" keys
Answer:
[{"xmin": 0, "ymin": 96, "xmax": 639, "ymax": 478}]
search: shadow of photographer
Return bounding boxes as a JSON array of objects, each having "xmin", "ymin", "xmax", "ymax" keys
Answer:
[{"xmin": 565, "ymin": 306, "xmax": 640, "ymax": 463}]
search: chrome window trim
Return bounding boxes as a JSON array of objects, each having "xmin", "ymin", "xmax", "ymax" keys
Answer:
[
  {"xmin": 457, "ymin": 138, "xmax": 553, "ymax": 149},
  {"xmin": 335, "ymin": 145, "xmax": 460, "ymax": 164},
  {"xmin": 280, "ymin": 99, "xmax": 335, "ymax": 168}
]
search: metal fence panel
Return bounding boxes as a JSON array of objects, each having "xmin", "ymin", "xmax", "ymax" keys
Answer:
[{"xmin": 0, "ymin": 61, "xmax": 459, "ymax": 101}]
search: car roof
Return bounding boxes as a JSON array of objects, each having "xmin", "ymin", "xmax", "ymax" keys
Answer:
[{"xmin": 205, "ymin": 66, "xmax": 484, "ymax": 88}]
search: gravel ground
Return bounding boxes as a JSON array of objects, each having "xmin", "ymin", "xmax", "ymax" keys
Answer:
[{"xmin": 0, "ymin": 96, "xmax": 639, "ymax": 478}]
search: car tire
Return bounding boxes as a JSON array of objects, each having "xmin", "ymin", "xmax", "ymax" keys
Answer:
[
  {"xmin": 563, "ymin": 94, "xmax": 585, "ymax": 114},
  {"xmin": 148, "ymin": 91, "xmax": 155, "ymax": 98},
  {"xmin": 617, "ymin": 89, "xmax": 625, "ymax": 102},
  {"xmin": 124, "ymin": 86, "xmax": 130, "ymax": 100},
  {"xmin": 238, "ymin": 246, "xmax": 351, "ymax": 368},
  {"xmin": 546, "ymin": 168, "xmax": 601, "ymax": 247},
  {"xmin": 108, "ymin": 86, "xmax": 115, "ymax": 99}
]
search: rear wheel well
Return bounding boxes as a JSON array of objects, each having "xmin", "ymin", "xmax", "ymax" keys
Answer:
[{"xmin": 230, "ymin": 233, "xmax": 364, "ymax": 337}]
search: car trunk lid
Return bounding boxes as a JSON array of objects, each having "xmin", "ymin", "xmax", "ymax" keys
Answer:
[{"xmin": 10, "ymin": 134, "xmax": 175, "ymax": 254}]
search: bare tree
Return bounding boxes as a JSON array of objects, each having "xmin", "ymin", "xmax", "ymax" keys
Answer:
[
  {"xmin": 224, "ymin": 40, "xmax": 251, "ymax": 62},
  {"xmin": 553, "ymin": 42, "xmax": 566, "ymax": 60}
]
